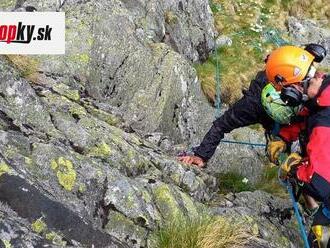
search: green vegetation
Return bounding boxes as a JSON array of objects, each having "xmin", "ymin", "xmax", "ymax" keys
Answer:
[
  {"xmin": 154, "ymin": 213, "xmax": 256, "ymax": 248},
  {"xmin": 218, "ymin": 172, "xmax": 254, "ymax": 194},
  {"xmin": 165, "ymin": 11, "xmax": 178, "ymax": 25},
  {"xmin": 199, "ymin": 0, "xmax": 328, "ymax": 106},
  {"xmin": 255, "ymin": 163, "xmax": 287, "ymax": 197},
  {"xmin": 217, "ymin": 164, "xmax": 286, "ymax": 197}
]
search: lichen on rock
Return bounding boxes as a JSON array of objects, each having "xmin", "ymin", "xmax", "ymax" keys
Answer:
[
  {"xmin": 51, "ymin": 157, "xmax": 77, "ymax": 191},
  {"xmin": 31, "ymin": 218, "xmax": 47, "ymax": 234},
  {"xmin": 0, "ymin": 162, "xmax": 11, "ymax": 177}
]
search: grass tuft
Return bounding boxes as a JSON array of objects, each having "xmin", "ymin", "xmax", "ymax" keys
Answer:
[
  {"xmin": 217, "ymin": 171, "xmax": 255, "ymax": 194},
  {"xmin": 216, "ymin": 164, "xmax": 287, "ymax": 197},
  {"xmin": 255, "ymin": 163, "xmax": 287, "ymax": 198},
  {"xmin": 4, "ymin": 55, "xmax": 39, "ymax": 83},
  {"xmin": 154, "ymin": 213, "xmax": 257, "ymax": 248}
]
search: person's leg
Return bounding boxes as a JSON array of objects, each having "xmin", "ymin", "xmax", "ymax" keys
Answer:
[
  {"xmin": 309, "ymin": 207, "xmax": 330, "ymax": 247},
  {"xmin": 303, "ymin": 193, "xmax": 319, "ymax": 216}
]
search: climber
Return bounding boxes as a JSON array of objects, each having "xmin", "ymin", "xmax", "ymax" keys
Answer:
[
  {"xmin": 177, "ymin": 44, "xmax": 326, "ymax": 165},
  {"xmin": 178, "ymin": 44, "xmax": 327, "ymax": 213},
  {"xmin": 276, "ymin": 70, "xmax": 330, "ymax": 247}
]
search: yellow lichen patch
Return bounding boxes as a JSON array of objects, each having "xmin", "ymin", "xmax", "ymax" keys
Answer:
[
  {"xmin": 2, "ymin": 240, "xmax": 11, "ymax": 248},
  {"xmin": 68, "ymin": 104, "xmax": 87, "ymax": 118},
  {"xmin": 153, "ymin": 184, "xmax": 182, "ymax": 220},
  {"xmin": 53, "ymin": 83, "xmax": 81, "ymax": 101},
  {"xmin": 83, "ymin": 104, "xmax": 120, "ymax": 126},
  {"xmin": 78, "ymin": 183, "xmax": 86, "ymax": 193},
  {"xmin": 68, "ymin": 53, "xmax": 90, "ymax": 65},
  {"xmin": 24, "ymin": 157, "xmax": 33, "ymax": 166},
  {"xmin": 46, "ymin": 231, "xmax": 67, "ymax": 246},
  {"xmin": 87, "ymin": 141, "xmax": 112, "ymax": 158},
  {"xmin": 0, "ymin": 162, "xmax": 11, "ymax": 177},
  {"xmin": 51, "ymin": 157, "xmax": 77, "ymax": 191},
  {"xmin": 31, "ymin": 218, "xmax": 47, "ymax": 234}
]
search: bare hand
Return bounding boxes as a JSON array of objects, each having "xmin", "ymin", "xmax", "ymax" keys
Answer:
[{"xmin": 177, "ymin": 155, "xmax": 205, "ymax": 168}]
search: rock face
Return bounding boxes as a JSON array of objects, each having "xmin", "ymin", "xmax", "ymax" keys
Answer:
[
  {"xmin": 211, "ymin": 191, "xmax": 303, "ymax": 248},
  {"xmin": 0, "ymin": 55, "xmax": 217, "ymax": 247},
  {"xmin": 4, "ymin": 0, "xmax": 216, "ymax": 146},
  {"xmin": 288, "ymin": 16, "xmax": 330, "ymax": 67}
]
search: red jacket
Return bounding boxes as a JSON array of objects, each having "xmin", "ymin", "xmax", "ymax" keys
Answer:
[
  {"xmin": 280, "ymin": 75, "xmax": 330, "ymax": 207},
  {"xmin": 297, "ymin": 76, "xmax": 330, "ymax": 184}
]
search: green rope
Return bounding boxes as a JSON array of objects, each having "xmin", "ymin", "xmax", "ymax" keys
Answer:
[
  {"xmin": 212, "ymin": 28, "xmax": 291, "ymax": 148},
  {"xmin": 263, "ymin": 28, "xmax": 291, "ymax": 47},
  {"xmin": 214, "ymin": 43, "xmax": 222, "ymax": 119}
]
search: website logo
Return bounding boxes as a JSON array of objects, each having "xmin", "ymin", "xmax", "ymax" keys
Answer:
[{"xmin": 0, "ymin": 12, "xmax": 65, "ymax": 54}]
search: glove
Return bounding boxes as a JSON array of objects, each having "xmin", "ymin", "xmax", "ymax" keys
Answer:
[
  {"xmin": 279, "ymin": 153, "xmax": 302, "ymax": 180},
  {"xmin": 267, "ymin": 136, "xmax": 287, "ymax": 164}
]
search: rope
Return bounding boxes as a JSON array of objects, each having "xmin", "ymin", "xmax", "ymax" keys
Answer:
[
  {"xmin": 214, "ymin": 41, "xmax": 221, "ymax": 119},
  {"xmin": 278, "ymin": 164, "xmax": 310, "ymax": 248},
  {"xmin": 212, "ymin": 27, "xmax": 291, "ymax": 147},
  {"xmin": 220, "ymin": 139, "xmax": 266, "ymax": 147},
  {"xmin": 213, "ymin": 41, "xmax": 266, "ymax": 148}
]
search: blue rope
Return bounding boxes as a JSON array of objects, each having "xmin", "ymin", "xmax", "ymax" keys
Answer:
[
  {"xmin": 278, "ymin": 167, "xmax": 310, "ymax": 248},
  {"xmin": 220, "ymin": 139, "xmax": 266, "ymax": 147}
]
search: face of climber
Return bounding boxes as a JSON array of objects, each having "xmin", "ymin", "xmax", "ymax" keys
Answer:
[
  {"xmin": 307, "ymin": 76, "xmax": 323, "ymax": 99},
  {"xmin": 287, "ymin": 71, "xmax": 326, "ymax": 100}
]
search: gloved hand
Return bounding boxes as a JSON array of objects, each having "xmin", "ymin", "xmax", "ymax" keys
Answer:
[
  {"xmin": 267, "ymin": 136, "xmax": 287, "ymax": 164},
  {"xmin": 279, "ymin": 153, "xmax": 302, "ymax": 180},
  {"xmin": 177, "ymin": 155, "xmax": 205, "ymax": 168}
]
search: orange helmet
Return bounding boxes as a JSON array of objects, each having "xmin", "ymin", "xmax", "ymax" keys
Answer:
[{"xmin": 265, "ymin": 46, "xmax": 315, "ymax": 87}]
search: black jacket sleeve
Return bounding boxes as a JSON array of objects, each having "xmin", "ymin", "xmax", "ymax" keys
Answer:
[{"xmin": 193, "ymin": 71, "xmax": 273, "ymax": 161}]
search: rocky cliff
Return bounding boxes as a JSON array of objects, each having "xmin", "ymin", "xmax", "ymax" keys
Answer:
[{"xmin": 0, "ymin": 0, "xmax": 329, "ymax": 247}]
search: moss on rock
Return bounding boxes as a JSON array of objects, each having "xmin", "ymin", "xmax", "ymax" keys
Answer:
[
  {"xmin": 53, "ymin": 83, "xmax": 81, "ymax": 101},
  {"xmin": 152, "ymin": 183, "xmax": 182, "ymax": 220},
  {"xmin": 84, "ymin": 104, "xmax": 120, "ymax": 126}
]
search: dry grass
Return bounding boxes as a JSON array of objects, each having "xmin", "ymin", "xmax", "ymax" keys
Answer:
[
  {"xmin": 289, "ymin": 0, "xmax": 330, "ymax": 23},
  {"xmin": 155, "ymin": 214, "xmax": 258, "ymax": 248},
  {"xmin": 197, "ymin": 217, "xmax": 256, "ymax": 248},
  {"xmin": 5, "ymin": 55, "xmax": 40, "ymax": 83}
]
